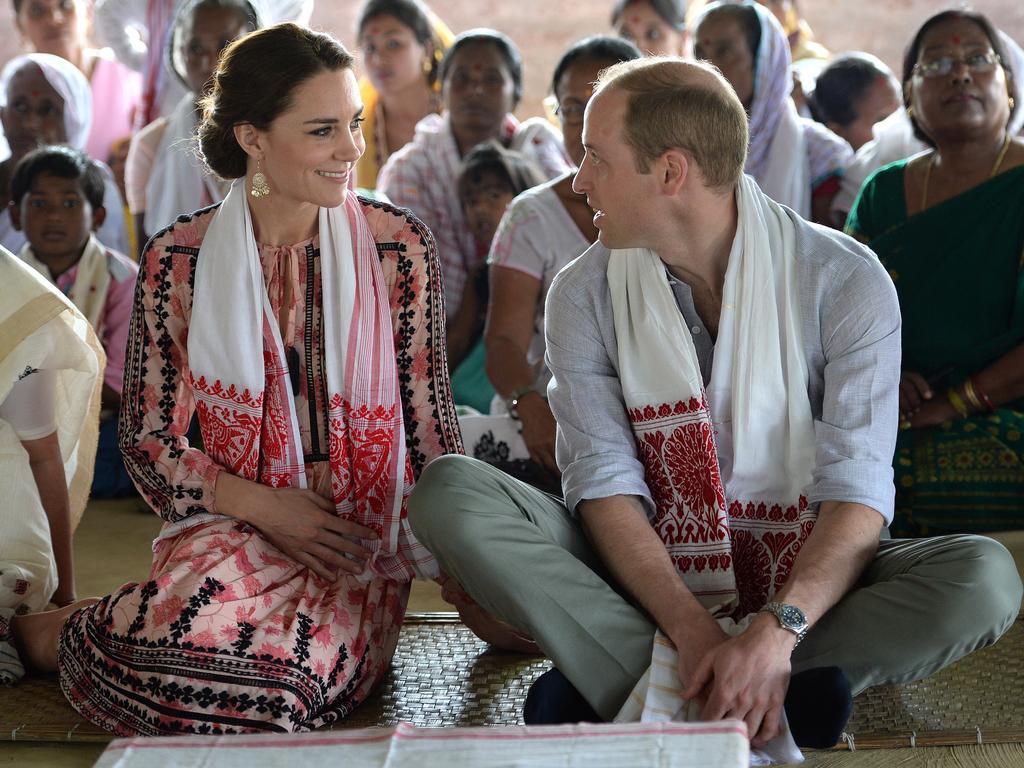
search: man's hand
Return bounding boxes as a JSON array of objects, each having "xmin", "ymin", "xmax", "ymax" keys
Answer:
[
  {"xmin": 671, "ymin": 617, "xmax": 730, "ymax": 709},
  {"xmin": 516, "ymin": 393, "xmax": 559, "ymax": 475},
  {"xmin": 682, "ymin": 613, "xmax": 795, "ymax": 748}
]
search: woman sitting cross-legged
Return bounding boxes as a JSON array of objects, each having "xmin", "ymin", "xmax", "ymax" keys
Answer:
[
  {"xmin": 448, "ymin": 141, "xmax": 544, "ymax": 416},
  {"xmin": 462, "ymin": 36, "xmax": 641, "ymax": 480},
  {"xmin": 9, "ymin": 23, "xmax": 462, "ymax": 735},
  {"xmin": 845, "ymin": 10, "xmax": 1024, "ymax": 537},
  {"xmin": 694, "ymin": 1, "xmax": 852, "ymax": 223},
  {"xmin": 378, "ymin": 28, "xmax": 572, "ymax": 348}
]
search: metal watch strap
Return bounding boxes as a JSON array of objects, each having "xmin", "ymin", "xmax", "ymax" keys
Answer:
[{"xmin": 761, "ymin": 601, "xmax": 809, "ymax": 648}]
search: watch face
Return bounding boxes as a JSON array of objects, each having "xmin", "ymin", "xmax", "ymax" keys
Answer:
[{"xmin": 780, "ymin": 604, "xmax": 806, "ymax": 628}]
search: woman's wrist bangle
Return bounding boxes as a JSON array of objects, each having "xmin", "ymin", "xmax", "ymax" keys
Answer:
[
  {"xmin": 946, "ymin": 387, "xmax": 970, "ymax": 419},
  {"xmin": 962, "ymin": 378, "xmax": 984, "ymax": 411},
  {"xmin": 969, "ymin": 376, "xmax": 996, "ymax": 413}
]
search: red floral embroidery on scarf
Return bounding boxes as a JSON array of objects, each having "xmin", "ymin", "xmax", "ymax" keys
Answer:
[
  {"xmin": 730, "ymin": 498, "xmax": 814, "ymax": 614},
  {"xmin": 630, "ymin": 397, "xmax": 816, "ymax": 613}
]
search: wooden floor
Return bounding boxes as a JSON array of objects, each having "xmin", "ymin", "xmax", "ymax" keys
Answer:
[{"xmin": 2, "ymin": 499, "xmax": 1019, "ymax": 767}]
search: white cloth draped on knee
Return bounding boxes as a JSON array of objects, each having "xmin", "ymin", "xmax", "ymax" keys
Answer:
[
  {"xmin": 144, "ymin": 94, "xmax": 227, "ymax": 236},
  {"xmin": 188, "ymin": 182, "xmax": 437, "ymax": 581},
  {"xmin": 0, "ymin": 249, "xmax": 103, "ymax": 615},
  {"xmin": 615, "ymin": 619, "xmax": 802, "ymax": 766},
  {"xmin": 607, "ymin": 174, "xmax": 816, "ymax": 618},
  {"xmin": 20, "ymin": 235, "xmax": 111, "ymax": 333}
]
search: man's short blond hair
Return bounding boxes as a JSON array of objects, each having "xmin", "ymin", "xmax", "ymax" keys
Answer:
[{"xmin": 595, "ymin": 58, "xmax": 748, "ymax": 189}]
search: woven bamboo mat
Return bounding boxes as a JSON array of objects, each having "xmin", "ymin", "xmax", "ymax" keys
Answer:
[{"xmin": 2, "ymin": 614, "xmax": 1022, "ymax": 748}]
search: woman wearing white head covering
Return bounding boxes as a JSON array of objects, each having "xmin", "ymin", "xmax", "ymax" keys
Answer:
[
  {"xmin": 0, "ymin": 54, "xmax": 130, "ymax": 255},
  {"xmin": 124, "ymin": 0, "xmax": 263, "ymax": 247},
  {"xmin": 694, "ymin": 1, "xmax": 852, "ymax": 223},
  {"xmin": 833, "ymin": 30, "xmax": 1024, "ymax": 221}
]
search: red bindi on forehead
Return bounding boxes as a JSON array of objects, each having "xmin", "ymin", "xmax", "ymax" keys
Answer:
[
  {"xmin": 472, "ymin": 62, "xmax": 484, "ymax": 71},
  {"xmin": 952, "ymin": 35, "xmax": 962, "ymax": 45},
  {"xmin": 631, "ymin": 15, "xmax": 641, "ymax": 23},
  {"xmin": 368, "ymin": 24, "xmax": 380, "ymax": 35},
  {"xmin": 31, "ymin": 90, "xmax": 40, "ymax": 97}
]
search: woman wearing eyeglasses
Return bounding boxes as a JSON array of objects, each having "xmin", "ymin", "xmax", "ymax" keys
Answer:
[
  {"xmin": 458, "ymin": 37, "xmax": 640, "ymax": 480},
  {"xmin": 845, "ymin": 10, "xmax": 1024, "ymax": 537}
]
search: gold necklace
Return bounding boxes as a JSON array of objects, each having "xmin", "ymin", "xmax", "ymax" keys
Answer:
[{"xmin": 921, "ymin": 132, "xmax": 1013, "ymax": 211}]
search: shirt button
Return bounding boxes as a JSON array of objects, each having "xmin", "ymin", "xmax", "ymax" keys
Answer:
[{"xmin": 691, "ymin": 326, "xmax": 702, "ymax": 335}]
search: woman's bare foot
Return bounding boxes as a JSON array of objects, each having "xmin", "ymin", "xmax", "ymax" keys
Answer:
[{"xmin": 11, "ymin": 598, "xmax": 99, "ymax": 673}]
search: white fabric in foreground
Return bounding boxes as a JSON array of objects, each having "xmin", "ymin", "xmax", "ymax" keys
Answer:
[
  {"xmin": 94, "ymin": 722, "xmax": 750, "ymax": 768},
  {"xmin": 615, "ymin": 619, "xmax": 803, "ymax": 766},
  {"xmin": 0, "ymin": 249, "xmax": 103, "ymax": 617}
]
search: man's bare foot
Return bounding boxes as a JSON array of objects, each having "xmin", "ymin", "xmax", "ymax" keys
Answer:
[{"xmin": 11, "ymin": 598, "xmax": 99, "ymax": 673}]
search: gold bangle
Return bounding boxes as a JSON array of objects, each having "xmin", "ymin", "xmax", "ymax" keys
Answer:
[
  {"xmin": 962, "ymin": 379, "xmax": 984, "ymax": 412},
  {"xmin": 947, "ymin": 388, "xmax": 970, "ymax": 418}
]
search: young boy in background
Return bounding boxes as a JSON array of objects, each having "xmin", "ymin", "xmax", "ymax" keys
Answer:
[{"xmin": 11, "ymin": 145, "xmax": 138, "ymax": 498}]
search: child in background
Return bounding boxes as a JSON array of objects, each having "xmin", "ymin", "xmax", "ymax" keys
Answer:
[
  {"xmin": 10, "ymin": 146, "xmax": 139, "ymax": 498},
  {"xmin": 450, "ymin": 141, "xmax": 543, "ymax": 414}
]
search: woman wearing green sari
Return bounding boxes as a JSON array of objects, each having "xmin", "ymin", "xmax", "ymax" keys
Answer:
[{"xmin": 846, "ymin": 10, "xmax": 1024, "ymax": 537}]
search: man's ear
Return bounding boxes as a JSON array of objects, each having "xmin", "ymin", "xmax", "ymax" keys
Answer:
[
  {"xmin": 9, "ymin": 200, "xmax": 21, "ymax": 232},
  {"xmin": 233, "ymin": 123, "xmax": 264, "ymax": 163},
  {"xmin": 91, "ymin": 204, "xmax": 107, "ymax": 232},
  {"xmin": 660, "ymin": 148, "xmax": 689, "ymax": 196}
]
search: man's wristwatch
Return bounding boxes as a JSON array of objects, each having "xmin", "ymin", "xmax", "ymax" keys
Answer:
[
  {"xmin": 507, "ymin": 384, "xmax": 537, "ymax": 420},
  {"xmin": 760, "ymin": 601, "xmax": 809, "ymax": 647}
]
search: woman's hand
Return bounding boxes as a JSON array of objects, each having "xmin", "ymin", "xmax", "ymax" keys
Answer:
[
  {"xmin": 908, "ymin": 396, "xmax": 959, "ymax": 429},
  {"xmin": 516, "ymin": 392, "xmax": 559, "ymax": 476},
  {"xmin": 898, "ymin": 370, "xmax": 933, "ymax": 421},
  {"xmin": 254, "ymin": 488, "xmax": 378, "ymax": 580},
  {"xmin": 218, "ymin": 474, "xmax": 378, "ymax": 581}
]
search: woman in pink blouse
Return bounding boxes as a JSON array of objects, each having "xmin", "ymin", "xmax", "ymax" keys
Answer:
[{"xmin": 11, "ymin": 23, "xmax": 462, "ymax": 735}]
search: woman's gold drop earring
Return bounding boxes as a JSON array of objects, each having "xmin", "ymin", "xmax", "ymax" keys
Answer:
[{"xmin": 250, "ymin": 160, "xmax": 271, "ymax": 198}]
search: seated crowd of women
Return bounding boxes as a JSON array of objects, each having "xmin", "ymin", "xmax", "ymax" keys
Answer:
[{"xmin": 0, "ymin": 0, "xmax": 1021, "ymax": 737}]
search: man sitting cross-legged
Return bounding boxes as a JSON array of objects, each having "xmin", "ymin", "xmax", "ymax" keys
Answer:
[{"xmin": 408, "ymin": 57, "xmax": 1024, "ymax": 750}]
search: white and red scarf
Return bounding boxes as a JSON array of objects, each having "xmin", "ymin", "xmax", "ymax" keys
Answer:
[
  {"xmin": 608, "ymin": 174, "xmax": 817, "ymax": 618},
  {"xmin": 188, "ymin": 180, "xmax": 436, "ymax": 582},
  {"xmin": 20, "ymin": 235, "xmax": 111, "ymax": 336}
]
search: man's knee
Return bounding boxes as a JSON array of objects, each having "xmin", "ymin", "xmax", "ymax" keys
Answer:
[
  {"xmin": 947, "ymin": 534, "xmax": 1023, "ymax": 634},
  {"xmin": 408, "ymin": 454, "xmax": 497, "ymax": 549}
]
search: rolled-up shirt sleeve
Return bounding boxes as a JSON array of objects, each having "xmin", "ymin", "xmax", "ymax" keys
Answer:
[
  {"xmin": 807, "ymin": 255, "xmax": 901, "ymax": 524},
  {"xmin": 544, "ymin": 256, "xmax": 654, "ymax": 517}
]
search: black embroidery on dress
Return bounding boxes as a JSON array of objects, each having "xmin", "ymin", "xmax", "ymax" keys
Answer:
[{"xmin": 473, "ymin": 430, "xmax": 512, "ymax": 463}]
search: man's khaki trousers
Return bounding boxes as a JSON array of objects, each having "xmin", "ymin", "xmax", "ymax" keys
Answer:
[{"xmin": 409, "ymin": 455, "xmax": 1023, "ymax": 720}]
